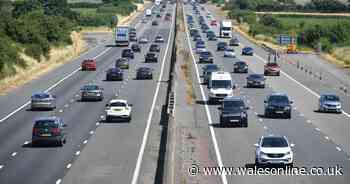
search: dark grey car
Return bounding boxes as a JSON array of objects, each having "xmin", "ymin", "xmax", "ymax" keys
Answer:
[
  {"xmin": 202, "ymin": 64, "xmax": 219, "ymax": 84},
  {"xmin": 80, "ymin": 84, "xmax": 104, "ymax": 101},
  {"xmin": 31, "ymin": 92, "xmax": 56, "ymax": 110},
  {"xmin": 32, "ymin": 116, "xmax": 67, "ymax": 146},
  {"xmin": 246, "ymin": 74, "xmax": 266, "ymax": 88},
  {"xmin": 219, "ymin": 97, "xmax": 249, "ymax": 127}
]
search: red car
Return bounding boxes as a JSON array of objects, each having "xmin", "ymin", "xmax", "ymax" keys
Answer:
[
  {"xmin": 264, "ymin": 62, "xmax": 280, "ymax": 76},
  {"xmin": 210, "ymin": 20, "xmax": 217, "ymax": 26},
  {"xmin": 81, "ymin": 59, "xmax": 96, "ymax": 71}
]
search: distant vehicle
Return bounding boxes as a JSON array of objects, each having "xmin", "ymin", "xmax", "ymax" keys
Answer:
[
  {"xmin": 255, "ymin": 136, "xmax": 294, "ymax": 167},
  {"xmin": 195, "ymin": 40, "xmax": 205, "ymax": 48},
  {"xmin": 105, "ymin": 99, "xmax": 132, "ymax": 122},
  {"xmin": 122, "ymin": 48, "xmax": 134, "ymax": 59},
  {"xmin": 156, "ymin": 13, "xmax": 161, "ymax": 18},
  {"xmin": 190, "ymin": 28, "xmax": 199, "ymax": 37},
  {"xmin": 208, "ymin": 71, "xmax": 234, "ymax": 103},
  {"xmin": 233, "ymin": 61, "xmax": 248, "ymax": 73},
  {"xmin": 106, "ymin": 67, "xmax": 123, "ymax": 81},
  {"xmin": 318, "ymin": 94, "xmax": 342, "ymax": 113},
  {"xmin": 81, "ymin": 59, "xmax": 96, "ymax": 71},
  {"xmin": 219, "ymin": 96, "xmax": 249, "ymax": 127},
  {"xmin": 149, "ymin": 44, "xmax": 160, "ymax": 52},
  {"xmin": 80, "ymin": 84, "xmax": 104, "ymax": 101},
  {"xmin": 219, "ymin": 20, "xmax": 232, "ymax": 38},
  {"xmin": 129, "ymin": 35, "xmax": 137, "ymax": 42},
  {"xmin": 115, "ymin": 58, "xmax": 129, "ymax": 69},
  {"xmin": 115, "ymin": 26, "xmax": 130, "ymax": 46},
  {"xmin": 155, "ymin": 35, "xmax": 164, "ymax": 43},
  {"xmin": 242, "ymin": 46, "xmax": 254, "ymax": 56},
  {"xmin": 145, "ymin": 52, "xmax": 158, "ymax": 63},
  {"xmin": 165, "ymin": 13, "xmax": 171, "ymax": 21},
  {"xmin": 264, "ymin": 62, "xmax": 280, "ymax": 76},
  {"xmin": 202, "ymin": 64, "xmax": 220, "ymax": 84},
  {"xmin": 264, "ymin": 93, "xmax": 292, "ymax": 118},
  {"xmin": 210, "ymin": 20, "xmax": 217, "ymax": 26},
  {"xmin": 229, "ymin": 38, "xmax": 240, "ymax": 46},
  {"xmin": 198, "ymin": 51, "xmax": 213, "ymax": 63},
  {"xmin": 139, "ymin": 37, "xmax": 149, "ymax": 44},
  {"xmin": 141, "ymin": 17, "xmax": 147, "ymax": 23},
  {"xmin": 131, "ymin": 43, "xmax": 141, "ymax": 52},
  {"xmin": 146, "ymin": 9, "xmax": 152, "ymax": 17},
  {"xmin": 136, "ymin": 67, "xmax": 153, "ymax": 79},
  {"xmin": 193, "ymin": 34, "xmax": 202, "ymax": 42},
  {"xmin": 246, "ymin": 74, "xmax": 266, "ymax": 88},
  {"xmin": 223, "ymin": 47, "xmax": 236, "ymax": 58},
  {"xmin": 31, "ymin": 92, "xmax": 56, "ymax": 110},
  {"xmin": 152, "ymin": 20, "xmax": 159, "ymax": 26},
  {"xmin": 207, "ymin": 34, "xmax": 217, "ymax": 41},
  {"xmin": 217, "ymin": 42, "xmax": 227, "ymax": 51},
  {"xmin": 32, "ymin": 117, "xmax": 67, "ymax": 146}
]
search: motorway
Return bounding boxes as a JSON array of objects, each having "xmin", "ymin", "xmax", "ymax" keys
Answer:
[
  {"xmin": 182, "ymin": 2, "xmax": 350, "ymax": 184},
  {"xmin": 0, "ymin": 2, "xmax": 175, "ymax": 184}
]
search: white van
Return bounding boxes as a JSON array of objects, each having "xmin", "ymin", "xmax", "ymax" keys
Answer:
[
  {"xmin": 208, "ymin": 71, "xmax": 235, "ymax": 103},
  {"xmin": 219, "ymin": 20, "xmax": 232, "ymax": 38}
]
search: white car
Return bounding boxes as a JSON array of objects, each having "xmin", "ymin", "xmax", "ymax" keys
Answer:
[
  {"xmin": 105, "ymin": 99, "xmax": 132, "ymax": 122},
  {"xmin": 139, "ymin": 37, "xmax": 148, "ymax": 44},
  {"xmin": 155, "ymin": 35, "xmax": 164, "ymax": 43},
  {"xmin": 223, "ymin": 47, "xmax": 236, "ymax": 58},
  {"xmin": 255, "ymin": 136, "xmax": 294, "ymax": 166}
]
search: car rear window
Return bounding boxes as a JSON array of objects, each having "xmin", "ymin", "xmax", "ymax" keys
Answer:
[
  {"xmin": 262, "ymin": 137, "xmax": 288, "ymax": 147},
  {"xmin": 33, "ymin": 93, "xmax": 50, "ymax": 99},
  {"xmin": 324, "ymin": 95, "xmax": 340, "ymax": 101},
  {"xmin": 34, "ymin": 120, "xmax": 59, "ymax": 128},
  {"xmin": 110, "ymin": 102, "xmax": 127, "ymax": 107},
  {"xmin": 269, "ymin": 95, "xmax": 289, "ymax": 103},
  {"xmin": 83, "ymin": 85, "xmax": 99, "ymax": 90}
]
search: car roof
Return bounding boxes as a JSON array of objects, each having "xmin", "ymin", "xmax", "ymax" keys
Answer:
[
  {"xmin": 223, "ymin": 96, "xmax": 244, "ymax": 101},
  {"xmin": 261, "ymin": 135, "xmax": 287, "ymax": 141},
  {"xmin": 211, "ymin": 71, "xmax": 231, "ymax": 80},
  {"xmin": 33, "ymin": 91, "xmax": 50, "ymax": 95},
  {"xmin": 109, "ymin": 99, "xmax": 128, "ymax": 104},
  {"xmin": 321, "ymin": 93, "xmax": 338, "ymax": 97}
]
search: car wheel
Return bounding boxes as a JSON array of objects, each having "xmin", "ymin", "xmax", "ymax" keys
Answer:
[
  {"xmin": 255, "ymin": 158, "xmax": 260, "ymax": 166},
  {"xmin": 242, "ymin": 121, "xmax": 248, "ymax": 128},
  {"xmin": 286, "ymin": 112, "xmax": 291, "ymax": 119},
  {"xmin": 277, "ymin": 72, "xmax": 280, "ymax": 76},
  {"xmin": 106, "ymin": 116, "xmax": 111, "ymax": 122},
  {"xmin": 264, "ymin": 110, "xmax": 269, "ymax": 118},
  {"xmin": 57, "ymin": 139, "xmax": 63, "ymax": 147}
]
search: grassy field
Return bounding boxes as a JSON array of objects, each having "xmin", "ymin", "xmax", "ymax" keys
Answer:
[
  {"xmin": 72, "ymin": 8, "xmax": 97, "ymax": 15},
  {"xmin": 277, "ymin": 16, "xmax": 350, "ymax": 28},
  {"xmin": 294, "ymin": 0, "xmax": 348, "ymax": 5},
  {"xmin": 68, "ymin": 0, "xmax": 102, "ymax": 3}
]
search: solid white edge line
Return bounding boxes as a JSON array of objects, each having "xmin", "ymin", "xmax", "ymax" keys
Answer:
[
  {"xmin": 0, "ymin": 47, "xmax": 112, "ymax": 123},
  {"xmin": 182, "ymin": 4, "xmax": 228, "ymax": 184},
  {"xmin": 130, "ymin": 5, "xmax": 176, "ymax": 184}
]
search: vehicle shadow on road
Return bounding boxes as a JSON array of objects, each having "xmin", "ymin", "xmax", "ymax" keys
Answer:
[
  {"xmin": 22, "ymin": 142, "xmax": 61, "ymax": 148},
  {"xmin": 211, "ymin": 123, "xmax": 246, "ymax": 128},
  {"xmin": 257, "ymin": 114, "xmax": 288, "ymax": 119}
]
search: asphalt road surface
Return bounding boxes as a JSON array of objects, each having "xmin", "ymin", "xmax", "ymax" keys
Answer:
[
  {"xmin": 182, "ymin": 2, "xmax": 350, "ymax": 184},
  {"xmin": 0, "ymin": 2, "xmax": 176, "ymax": 184}
]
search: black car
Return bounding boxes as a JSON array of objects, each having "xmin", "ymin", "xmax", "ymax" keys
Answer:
[
  {"xmin": 131, "ymin": 43, "xmax": 141, "ymax": 52},
  {"xmin": 217, "ymin": 42, "xmax": 228, "ymax": 51},
  {"xmin": 129, "ymin": 35, "xmax": 137, "ymax": 42},
  {"xmin": 106, "ymin": 67, "xmax": 123, "ymax": 81},
  {"xmin": 190, "ymin": 29, "xmax": 199, "ymax": 37},
  {"xmin": 122, "ymin": 49, "xmax": 134, "ymax": 59},
  {"xmin": 32, "ymin": 117, "xmax": 67, "ymax": 146},
  {"xmin": 136, "ymin": 67, "xmax": 153, "ymax": 79},
  {"xmin": 149, "ymin": 44, "xmax": 160, "ymax": 52},
  {"xmin": 264, "ymin": 93, "xmax": 293, "ymax": 118},
  {"xmin": 152, "ymin": 20, "xmax": 158, "ymax": 26},
  {"xmin": 199, "ymin": 51, "xmax": 213, "ymax": 63},
  {"xmin": 233, "ymin": 61, "xmax": 248, "ymax": 73},
  {"xmin": 246, "ymin": 74, "xmax": 265, "ymax": 88},
  {"xmin": 229, "ymin": 38, "xmax": 240, "ymax": 46},
  {"xmin": 145, "ymin": 52, "xmax": 158, "ymax": 62},
  {"xmin": 219, "ymin": 97, "xmax": 249, "ymax": 127},
  {"xmin": 202, "ymin": 64, "xmax": 219, "ymax": 84}
]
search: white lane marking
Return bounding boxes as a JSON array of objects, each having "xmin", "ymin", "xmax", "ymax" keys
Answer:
[
  {"xmin": 70, "ymin": 99, "xmax": 75, "ymax": 103},
  {"xmin": 59, "ymin": 109, "xmax": 63, "ymax": 113},
  {"xmin": 254, "ymin": 112, "xmax": 258, "ymax": 115},
  {"xmin": 263, "ymin": 126, "xmax": 267, "ymax": 129},
  {"xmin": 66, "ymin": 163, "xmax": 72, "ymax": 169},
  {"xmin": 89, "ymin": 130, "xmax": 94, "ymax": 135},
  {"xmin": 324, "ymin": 136, "xmax": 329, "ymax": 140},
  {"xmin": 181, "ymin": 5, "xmax": 228, "ymax": 184},
  {"xmin": 100, "ymin": 115, "xmax": 104, "ymax": 119},
  {"xmin": 75, "ymin": 151, "xmax": 81, "ymax": 156},
  {"xmin": 23, "ymin": 140, "xmax": 30, "ymax": 145},
  {"xmin": 131, "ymin": 6, "xmax": 176, "ymax": 184},
  {"xmin": 307, "ymin": 120, "xmax": 312, "ymax": 123},
  {"xmin": 11, "ymin": 152, "xmax": 17, "ymax": 157},
  {"xmin": 336, "ymin": 147, "xmax": 342, "ymax": 151},
  {"xmin": 75, "ymin": 94, "xmax": 80, "ymax": 97},
  {"xmin": 315, "ymin": 128, "xmax": 320, "ymax": 131},
  {"xmin": 300, "ymin": 113, "xmax": 304, "ymax": 117},
  {"xmin": 254, "ymin": 54, "xmax": 350, "ymax": 118},
  {"xmin": 56, "ymin": 179, "xmax": 62, "ymax": 184},
  {"xmin": 64, "ymin": 104, "xmax": 69, "ymax": 108},
  {"xmin": 83, "ymin": 140, "xmax": 88, "ymax": 144},
  {"xmin": 0, "ymin": 47, "xmax": 112, "ymax": 123},
  {"xmin": 293, "ymin": 107, "xmax": 297, "ymax": 110},
  {"xmin": 96, "ymin": 122, "xmax": 100, "ymax": 126},
  {"xmin": 258, "ymin": 118, "xmax": 263, "ymax": 122},
  {"xmin": 0, "ymin": 165, "xmax": 3, "ymax": 170}
]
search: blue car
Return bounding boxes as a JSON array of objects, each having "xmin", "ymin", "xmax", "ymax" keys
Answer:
[{"xmin": 242, "ymin": 47, "xmax": 254, "ymax": 56}]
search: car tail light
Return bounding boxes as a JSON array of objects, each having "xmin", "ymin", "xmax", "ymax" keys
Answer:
[
  {"xmin": 51, "ymin": 128, "xmax": 60, "ymax": 135},
  {"xmin": 32, "ymin": 128, "xmax": 40, "ymax": 135}
]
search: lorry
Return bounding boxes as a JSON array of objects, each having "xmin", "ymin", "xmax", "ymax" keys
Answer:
[
  {"xmin": 219, "ymin": 20, "xmax": 232, "ymax": 38},
  {"xmin": 115, "ymin": 26, "xmax": 130, "ymax": 47}
]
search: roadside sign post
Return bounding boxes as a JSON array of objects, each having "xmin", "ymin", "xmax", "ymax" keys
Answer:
[{"xmin": 111, "ymin": 15, "xmax": 118, "ymax": 43}]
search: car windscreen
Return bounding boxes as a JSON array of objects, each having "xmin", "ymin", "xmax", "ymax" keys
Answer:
[
  {"xmin": 200, "ymin": 52, "xmax": 211, "ymax": 57},
  {"xmin": 110, "ymin": 102, "xmax": 126, "ymax": 107},
  {"xmin": 324, "ymin": 95, "xmax": 340, "ymax": 101},
  {"xmin": 35, "ymin": 120, "xmax": 58, "ymax": 128},
  {"xmin": 221, "ymin": 27, "xmax": 231, "ymax": 31},
  {"xmin": 262, "ymin": 137, "xmax": 288, "ymax": 147},
  {"xmin": 269, "ymin": 95, "xmax": 289, "ymax": 104},
  {"xmin": 82, "ymin": 85, "xmax": 99, "ymax": 91},
  {"xmin": 206, "ymin": 65, "xmax": 218, "ymax": 70},
  {"xmin": 249, "ymin": 74, "xmax": 263, "ymax": 79},
  {"xmin": 212, "ymin": 80, "xmax": 231, "ymax": 89},
  {"xmin": 223, "ymin": 100, "xmax": 244, "ymax": 111}
]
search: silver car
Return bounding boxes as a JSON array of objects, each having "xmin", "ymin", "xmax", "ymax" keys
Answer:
[
  {"xmin": 31, "ymin": 92, "xmax": 56, "ymax": 110},
  {"xmin": 80, "ymin": 84, "xmax": 104, "ymax": 101},
  {"xmin": 318, "ymin": 94, "xmax": 342, "ymax": 113}
]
